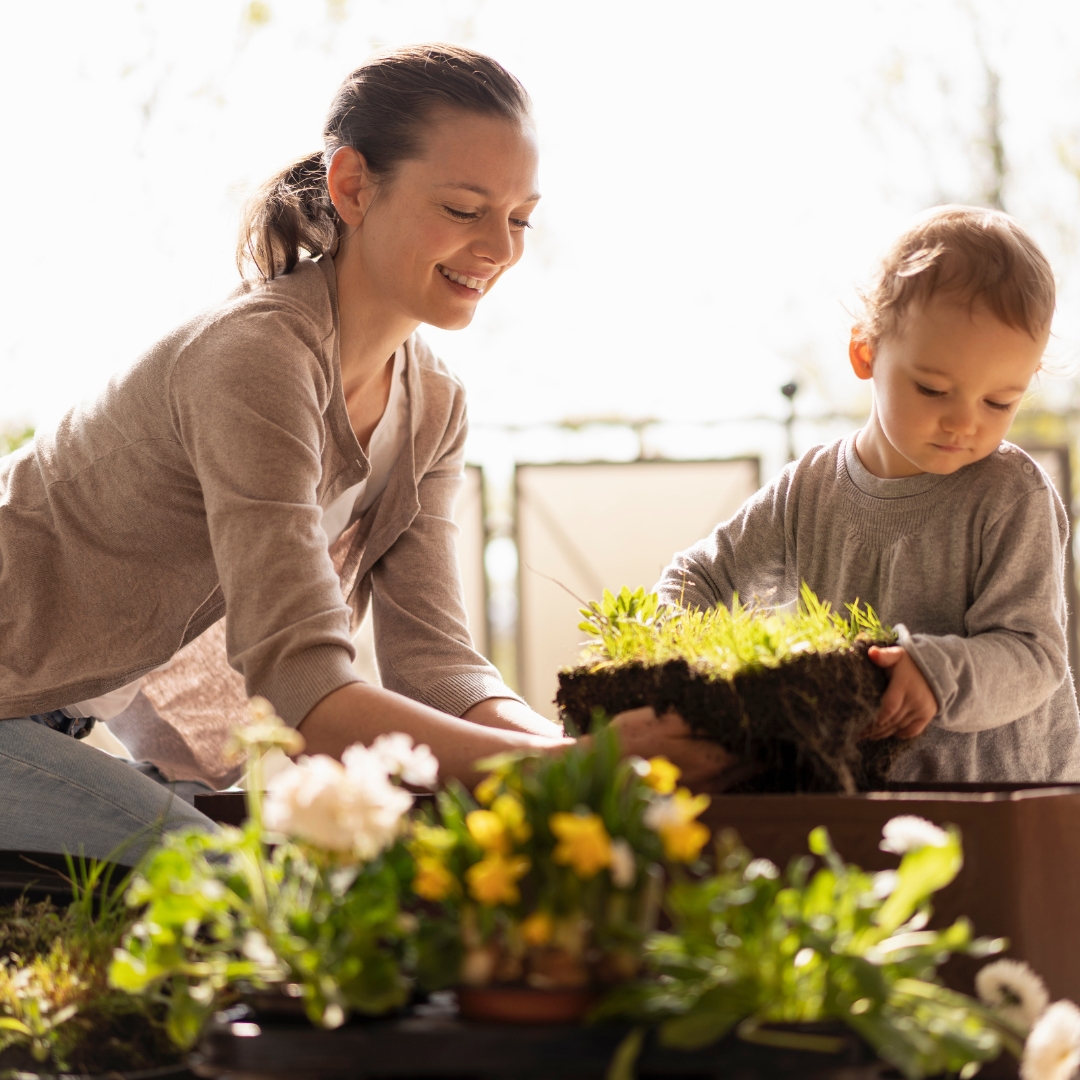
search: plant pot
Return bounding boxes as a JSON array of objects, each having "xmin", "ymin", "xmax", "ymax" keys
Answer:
[
  {"xmin": 556, "ymin": 647, "xmax": 904, "ymax": 793},
  {"xmin": 457, "ymin": 985, "xmax": 602, "ymax": 1024}
]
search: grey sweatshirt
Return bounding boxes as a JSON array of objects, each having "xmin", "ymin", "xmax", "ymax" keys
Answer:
[{"xmin": 655, "ymin": 434, "xmax": 1080, "ymax": 784}]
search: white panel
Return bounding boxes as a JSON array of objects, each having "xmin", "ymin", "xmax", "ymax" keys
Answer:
[
  {"xmin": 516, "ymin": 459, "xmax": 760, "ymax": 719},
  {"xmin": 354, "ymin": 463, "xmax": 489, "ymax": 682}
]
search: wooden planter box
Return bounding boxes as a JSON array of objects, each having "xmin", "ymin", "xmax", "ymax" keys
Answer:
[{"xmin": 701, "ymin": 783, "xmax": 1080, "ymax": 1003}]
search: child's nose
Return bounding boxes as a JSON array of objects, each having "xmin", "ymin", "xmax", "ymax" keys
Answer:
[{"xmin": 941, "ymin": 400, "xmax": 978, "ymax": 434}]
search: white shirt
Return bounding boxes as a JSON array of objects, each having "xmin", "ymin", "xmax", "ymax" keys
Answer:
[{"xmin": 64, "ymin": 345, "xmax": 410, "ymax": 722}]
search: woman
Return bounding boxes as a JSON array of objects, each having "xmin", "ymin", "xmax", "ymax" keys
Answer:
[{"xmin": 0, "ymin": 45, "xmax": 727, "ymax": 860}]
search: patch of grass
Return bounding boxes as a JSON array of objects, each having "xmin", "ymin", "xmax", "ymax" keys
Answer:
[
  {"xmin": 573, "ymin": 583, "xmax": 894, "ymax": 681},
  {"xmin": 0, "ymin": 858, "xmax": 179, "ymax": 1075}
]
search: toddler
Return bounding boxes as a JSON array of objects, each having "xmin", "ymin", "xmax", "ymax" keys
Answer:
[{"xmin": 658, "ymin": 205, "xmax": 1080, "ymax": 783}]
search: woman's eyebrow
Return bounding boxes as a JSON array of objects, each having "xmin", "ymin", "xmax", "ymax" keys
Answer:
[{"xmin": 436, "ymin": 181, "xmax": 542, "ymax": 201}]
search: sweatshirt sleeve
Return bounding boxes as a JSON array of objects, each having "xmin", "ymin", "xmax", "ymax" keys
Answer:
[
  {"xmin": 371, "ymin": 405, "xmax": 522, "ymax": 716},
  {"xmin": 169, "ymin": 301, "xmax": 359, "ymax": 726},
  {"xmin": 902, "ymin": 484, "xmax": 1070, "ymax": 733},
  {"xmin": 655, "ymin": 465, "xmax": 796, "ymax": 610}
]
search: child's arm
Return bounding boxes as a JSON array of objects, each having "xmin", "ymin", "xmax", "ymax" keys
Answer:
[
  {"xmin": 890, "ymin": 484, "xmax": 1070, "ymax": 734},
  {"xmin": 655, "ymin": 465, "xmax": 797, "ymax": 609}
]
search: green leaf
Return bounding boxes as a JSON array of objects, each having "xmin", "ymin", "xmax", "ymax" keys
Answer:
[
  {"xmin": 0, "ymin": 1019, "xmax": 32, "ymax": 1035},
  {"xmin": 876, "ymin": 831, "xmax": 962, "ymax": 935},
  {"xmin": 606, "ymin": 1026, "xmax": 645, "ymax": 1080}
]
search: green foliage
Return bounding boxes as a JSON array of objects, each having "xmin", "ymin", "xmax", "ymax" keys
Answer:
[
  {"xmin": 575, "ymin": 583, "xmax": 894, "ymax": 679},
  {"xmin": 595, "ymin": 825, "xmax": 1019, "ymax": 1080},
  {"xmin": 0, "ymin": 859, "xmax": 176, "ymax": 1075},
  {"xmin": 110, "ymin": 806, "xmax": 413, "ymax": 1047},
  {"xmin": 0, "ymin": 425, "xmax": 33, "ymax": 458}
]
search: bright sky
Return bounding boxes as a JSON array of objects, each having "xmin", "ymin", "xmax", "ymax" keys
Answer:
[{"xmin": 4, "ymin": 0, "xmax": 1080, "ymax": 448}]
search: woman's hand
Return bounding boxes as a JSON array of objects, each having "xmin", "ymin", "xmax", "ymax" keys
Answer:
[
  {"xmin": 608, "ymin": 706, "xmax": 734, "ymax": 788},
  {"xmin": 866, "ymin": 645, "xmax": 939, "ymax": 740}
]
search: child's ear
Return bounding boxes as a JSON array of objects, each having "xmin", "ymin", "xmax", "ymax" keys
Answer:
[{"xmin": 849, "ymin": 331, "xmax": 874, "ymax": 381}]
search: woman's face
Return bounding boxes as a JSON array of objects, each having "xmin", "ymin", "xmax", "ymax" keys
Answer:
[{"xmin": 340, "ymin": 109, "xmax": 541, "ymax": 331}]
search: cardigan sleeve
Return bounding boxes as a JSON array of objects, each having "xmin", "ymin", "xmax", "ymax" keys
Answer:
[
  {"xmin": 169, "ymin": 299, "xmax": 359, "ymax": 725},
  {"xmin": 369, "ymin": 404, "xmax": 522, "ymax": 715}
]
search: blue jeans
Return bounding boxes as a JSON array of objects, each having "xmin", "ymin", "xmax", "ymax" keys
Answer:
[{"xmin": 0, "ymin": 717, "xmax": 215, "ymax": 864}]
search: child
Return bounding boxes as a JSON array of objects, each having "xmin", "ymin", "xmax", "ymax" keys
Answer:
[{"xmin": 657, "ymin": 205, "xmax": 1080, "ymax": 783}]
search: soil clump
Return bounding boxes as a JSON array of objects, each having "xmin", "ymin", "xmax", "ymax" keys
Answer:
[{"xmin": 557, "ymin": 641, "xmax": 908, "ymax": 793}]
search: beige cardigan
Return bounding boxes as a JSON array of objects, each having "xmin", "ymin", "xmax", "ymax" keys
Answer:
[{"xmin": 0, "ymin": 257, "xmax": 517, "ymax": 755}]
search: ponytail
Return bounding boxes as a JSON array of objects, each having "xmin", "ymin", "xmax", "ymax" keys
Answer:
[
  {"xmin": 236, "ymin": 152, "xmax": 337, "ymax": 282},
  {"xmin": 237, "ymin": 44, "xmax": 531, "ymax": 282}
]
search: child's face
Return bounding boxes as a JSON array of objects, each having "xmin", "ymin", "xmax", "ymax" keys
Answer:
[{"xmin": 849, "ymin": 297, "xmax": 1048, "ymax": 477}]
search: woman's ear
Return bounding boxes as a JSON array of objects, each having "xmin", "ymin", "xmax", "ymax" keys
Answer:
[
  {"xmin": 849, "ymin": 331, "xmax": 874, "ymax": 381},
  {"xmin": 327, "ymin": 146, "xmax": 377, "ymax": 226}
]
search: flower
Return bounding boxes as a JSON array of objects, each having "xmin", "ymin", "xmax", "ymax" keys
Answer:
[
  {"xmin": 521, "ymin": 911, "xmax": 554, "ymax": 947},
  {"xmin": 474, "ymin": 773, "xmax": 502, "ymax": 806},
  {"xmin": 550, "ymin": 812, "xmax": 613, "ymax": 878},
  {"xmin": 412, "ymin": 857, "xmax": 456, "ymax": 902},
  {"xmin": 879, "ymin": 815, "xmax": 949, "ymax": 855},
  {"xmin": 609, "ymin": 838, "xmax": 637, "ymax": 889},
  {"xmin": 466, "ymin": 854, "xmax": 530, "ymax": 906},
  {"xmin": 370, "ymin": 732, "xmax": 439, "ymax": 788},
  {"xmin": 264, "ymin": 746, "xmax": 412, "ymax": 859},
  {"xmin": 491, "ymin": 793, "xmax": 532, "ymax": 843},
  {"xmin": 644, "ymin": 787, "xmax": 711, "ymax": 863},
  {"xmin": 977, "ymin": 959, "xmax": 1050, "ymax": 1033},
  {"xmin": 466, "ymin": 810, "xmax": 511, "ymax": 854},
  {"xmin": 636, "ymin": 756, "xmax": 681, "ymax": 795},
  {"xmin": 1022, "ymin": 999, "xmax": 1080, "ymax": 1080},
  {"xmin": 229, "ymin": 697, "xmax": 306, "ymax": 757}
]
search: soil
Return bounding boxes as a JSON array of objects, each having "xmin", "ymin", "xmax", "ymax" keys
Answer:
[{"xmin": 556, "ymin": 641, "xmax": 910, "ymax": 793}]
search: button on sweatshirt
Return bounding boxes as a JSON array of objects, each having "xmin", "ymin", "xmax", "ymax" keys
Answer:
[{"xmin": 655, "ymin": 434, "xmax": 1080, "ymax": 783}]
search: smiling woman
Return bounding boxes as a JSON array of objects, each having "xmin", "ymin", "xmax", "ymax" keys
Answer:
[{"xmin": 0, "ymin": 44, "xmax": 728, "ymax": 862}]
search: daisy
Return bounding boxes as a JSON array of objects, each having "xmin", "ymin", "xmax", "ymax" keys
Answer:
[
  {"xmin": 879, "ymin": 815, "xmax": 949, "ymax": 855},
  {"xmin": 976, "ymin": 959, "xmax": 1050, "ymax": 1033},
  {"xmin": 1022, "ymin": 1000, "xmax": 1080, "ymax": 1080}
]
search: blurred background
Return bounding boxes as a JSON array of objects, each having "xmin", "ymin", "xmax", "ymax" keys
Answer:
[{"xmin": 4, "ymin": 0, "xmax": 1080, "ymax": 718}]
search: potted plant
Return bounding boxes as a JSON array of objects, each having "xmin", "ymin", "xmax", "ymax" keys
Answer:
[
  {"xmin": 595, "ymin": 815, "xmax": 1077, "ymax": 1080},
  {"xmin": 407, "ymin": 723, "xmax": 713, "ymax": 1023},
  {"xmin": 557, "ymin": 585, "xmax": 905, "ymax": 792},
  {"xmin": 108, "ymin": 699, "xmax": 435, "ymax": 1047}
]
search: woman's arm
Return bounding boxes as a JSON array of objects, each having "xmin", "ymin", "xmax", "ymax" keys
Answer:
[
  {"xmin": 462, "ymin": 696, "xmax": 565, "ymax": 738},
  {"xmin": 298, "ymin": 684, "xmax": 733, "ymax": 790},
  {"xmin": 297, "ymin": 682, "xmax": 564, "ymax": 789}
]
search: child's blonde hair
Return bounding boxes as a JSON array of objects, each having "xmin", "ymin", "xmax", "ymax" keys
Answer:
[{"xmin": 855, "ymin": 205, "xmax": 1055, "ymax": 346}]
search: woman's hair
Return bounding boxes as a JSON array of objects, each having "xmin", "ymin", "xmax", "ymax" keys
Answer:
[
  {"xmin": 854, "ymin": 205, "xmax": 1056, "ymax": 345},
  {"xmin": 238, "ymin": 44, "xmax": 531, "ymax": 281}
]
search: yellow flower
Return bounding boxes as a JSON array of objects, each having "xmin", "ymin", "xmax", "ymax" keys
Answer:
[
  {"xmin": 466, "ymin": 854, "xmax": 530, "ymax": 906},
  {"xmin": 550, "ymin": 812, "xmax": 613, "ymax": 878},
  {"xmin": 659, "ymin": 819, "xmax": 711, "ymax": 863},
  {"xmin": 492, "ymin": 793, "xmax": 532, "ymax": 843},
  {"xmin": 520, "ymin": 911, "xmax": 554, "ymax": 947},
  {"xmin": 641, "ymin": 756, "xmax": 681, "ymax": 795},
  {"xmin": 411, "ymin": 822, "xmax": 457, "ymax": 855},
  {"xmin": 474, "ymin": 773, "xmax": 502, "ymax": 807},
  {"xmin": 644, "ymin": 787, "xmax": 711, "ymax": 863},
  {"xmin": 466, "ymin": 810, "xmax": 510, "ymax": 854},
  {"xmin": 413, "ymin": 857, "xmax": 456, "ymax": 902}
]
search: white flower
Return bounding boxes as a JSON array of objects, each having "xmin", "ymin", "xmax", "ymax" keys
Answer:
[
  {"xmin": 241, "ymin": 930, "xmax": 279, "ymax": 970},
  {"xmin": 609, "ymin": 838, "xmax": 636, "ymax": 889},
  {"xmin": 369, "ymin": 732, "xmax": 440, "ymax": 788},
  {"xmin": 977, "ymin": 959, "xmax": 1050, "ymax": 1033},
  {"xmin": 871, "ymin": 870, "xmax": 898, "ymax": 899},
  {"xmin": 1022, "ymin": 1000, "xmax": 1080, "ymax": 1080},
  {"xmin": 264, "ymin": 749, "xmax": 413, "ymax": 860},
  {"xmin": 879, "ymin": 815, "xmax": 949, "ymax": 855}
]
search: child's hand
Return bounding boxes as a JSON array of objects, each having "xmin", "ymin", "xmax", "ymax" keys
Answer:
[{"xmin": 867, "ymin": 645, "xmax": 938, "ymax": 740}]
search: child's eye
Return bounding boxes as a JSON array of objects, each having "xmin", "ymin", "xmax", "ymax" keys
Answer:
[
  {"xmin": 985, "ymin": 399, "xmax": 1014, "ymax": 412},
  {"xmin": 915, "ymin": 383, "xmax": 946, "ymax": 398},
  {"xmin": 444, "ymin": 207, "xmax": 480, "ymax": 221},
  {"xmin": 510, "ymin": 217, "xmax": 533, "ymax": 231}
]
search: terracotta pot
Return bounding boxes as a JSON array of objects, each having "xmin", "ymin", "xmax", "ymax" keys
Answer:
[{"xmin": 457, "ymin": 985, "xmax": 601, "ymax": 1024}]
